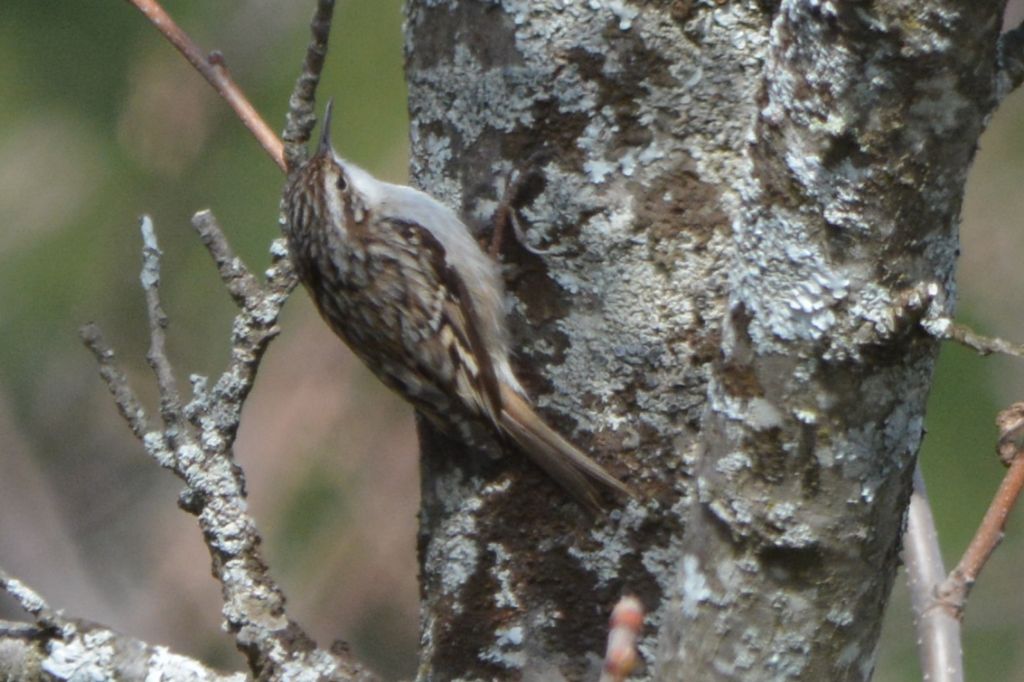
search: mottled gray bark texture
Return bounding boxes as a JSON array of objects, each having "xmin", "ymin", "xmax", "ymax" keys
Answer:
[
  {"xmin": 405, "ymin": 1, "xmax": 1006, "ymax": 680},
  {"xmin": 0, "ymin": 619, "xmax": 245, "ymax": 682}
]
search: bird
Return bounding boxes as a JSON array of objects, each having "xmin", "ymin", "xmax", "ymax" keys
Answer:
[{"xmin": 282, "ymin": 100, "xmax": 633, "ymax": 511}]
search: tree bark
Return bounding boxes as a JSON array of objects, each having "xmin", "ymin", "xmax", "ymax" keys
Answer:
[{"xmin": 405, "ymin": 1, "xmax": 1004, "ymax": 680}]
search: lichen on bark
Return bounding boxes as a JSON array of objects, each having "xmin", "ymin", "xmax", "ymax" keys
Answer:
[{"xmin": 405, "ymin": 1, "xmax": 1004, "ymax": 680}]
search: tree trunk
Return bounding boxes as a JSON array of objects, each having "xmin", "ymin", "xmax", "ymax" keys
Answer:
[{"xmin": 404, "ymin": 1, "xmax": 1004, "ymax": 679}]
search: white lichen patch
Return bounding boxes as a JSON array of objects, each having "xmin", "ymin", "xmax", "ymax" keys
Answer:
[
  {"xmin": 219, "ymin": 560, "xmax": 287, "ymax": 631},
  {"xmin": 424, "ymin": 479, "xmax": 485, "ymax": 599},
  {"xmin": 732, "ymin": 209, "xmax": 854, "ymax": 351},
  {"xmin": 715, "ymin": 451, "xmax": 752, "ymax": 476},
  {"xmin": 147, "ymin": 646, "xmax": 248, "ymax": 681},
  {"xmin": 266, "ymin": 645, "xmax": 333, "ymax": 682},
  {"xmin": 488, "ymin": 543, "xmax": 521, "ymax": 610},
  {"xmin": 680, "ymin": 555, "xmax": 711, "ymax": 618},
  {"xmin": 747, "ymin": 398, "xmax": 785, "ymax": 431},
  {"xmin": 142, "ymin": 431, "xmax": 173, "ymax": 467},
  {"xmin": 479, "ymin": 625, "xmax": 527, "ymax": 669},
  {"xmin": 708, "ymin": 493, "xmax": 754, "ymax": 528},
  {"xmin": 826, "ymin": 605, "xmax": 855, "ymax": 628},
  {"xmin": 777, "ymin": 522, "xmax": 817, "ymax": 549},
  {"xmin": 766, "ymin": 502, "xmax": 797, "ymax": 526},
  {"xmin": 43, "ymin": 627, "xmax": 117, "ymax": 681},
  {"xmin": 568, "ymin": 501, "xmax": 648, "ymax": 583},
  {"xmin": 2, "ymin": 576, "xmax": 47, "ymax": 616}
]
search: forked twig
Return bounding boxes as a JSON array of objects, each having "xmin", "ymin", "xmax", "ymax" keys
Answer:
[
  {"xmin": 81, "ymin": 214, "xmax": 370, "ymax": 680},
  {"xmin": 80, "ymin": 1, "xmax": 360, "ymax": 677}
]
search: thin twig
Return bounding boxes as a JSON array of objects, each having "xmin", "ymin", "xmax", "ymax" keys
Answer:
[
  {"xmin": 191, "ymin": 210, "xmax": 262, "ymax": 309},
  {"xmin": 1, "ymin": 568, "xmax": 247, "ymax": 680},
  {"xmin": 97, "ymin": 5, "xmax": 376, "ymax": 677},
  {"xmin": 82, "ymin": 216, "xmax": 370, "ymax": 679},
  {"xmin": 79, "ymin": 323, "xmax": 152, "ymax": 439},
  {"xmin": 124, "ymin": 0, "xmax": 285, "ymax": 172},
  {"xmin": 200, "ymin": 229, "xmax": 296, "ymax": 445},
  {"xmin": 282, "ymin": 0, "xmax": 336, "ymax": 173},
  {"xmin": 0, "ymin": 568, "xmax": 60, "ymax": 630},
  {"xmin": 941, "ymin": 320, "xmax": 1024, "ymax": 359},
  {"xmin": 936, "ymin": 403, "xmax": 1024, "ymax": 617},
  {"xmin": 140, "ymin": 216, "xmax": 186, "ymax": 439},
  {"xmin": 915, "ymin": 285, "xmax": 1024, "ymax": 359},
  {"xmin": 904, "ymin": 465, "xmax": 963, "ymax": 682}
]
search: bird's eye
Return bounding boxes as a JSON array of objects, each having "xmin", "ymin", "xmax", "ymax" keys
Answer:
[{"xmin": 336, "ymin": 174, "xmax": 347, "ymax": 191}]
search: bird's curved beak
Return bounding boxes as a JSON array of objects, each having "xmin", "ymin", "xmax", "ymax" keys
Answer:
[{"xmin": 318, "ymin": 99, "xmax": 334, "ymax": 154}]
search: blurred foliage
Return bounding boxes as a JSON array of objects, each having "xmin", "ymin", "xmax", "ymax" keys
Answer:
[{"xmin": 0, "ymin": 2, "xmax": 1021, "ymax": 681}]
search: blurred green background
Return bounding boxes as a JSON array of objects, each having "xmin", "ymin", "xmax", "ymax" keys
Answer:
[{"xmin": 0, "ymin": 2, "xmax": 1021, "ymax": 680}]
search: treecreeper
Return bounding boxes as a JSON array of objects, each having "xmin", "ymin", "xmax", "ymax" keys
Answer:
[{"xmin": 282, "ymin": 101, "xmax": 634, "ymax": 512}]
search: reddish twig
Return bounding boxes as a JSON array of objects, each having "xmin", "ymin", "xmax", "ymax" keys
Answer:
[
  {"xmin": 903, "ymin": 465, "xmax": 963, "ymax": 682},
  {"xmin": 124, "ymin": 0, "xmax": 285, "ymax": 172},
  {"xmin": 936, "ymin": 403, "xmax": 1024, "ymax": 618}
]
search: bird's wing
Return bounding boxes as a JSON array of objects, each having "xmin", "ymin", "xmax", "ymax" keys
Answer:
[{"xmin": 374, "ymin": 217, "xmax": 505, "ymax": 425}]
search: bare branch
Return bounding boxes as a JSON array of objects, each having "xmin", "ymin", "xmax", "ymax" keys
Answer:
[
  {"xmin": 282, "ymin": 0, "xmax": 336, "ymax": 173},
  {"xmin": 910, "ymin": 283, "xmax": 1024, "ymax": 359},
  {"xmin": 0, "ymin": 568, "xmax": 61, "ymax": 630},
  {"xmin": 937, "ymin": 403, "xmax": 1024, "ymax": 618},
  {"xmin": 0, "ymin": 592, "xmax": 245, "ymax": 682},
  {"xmin": 140, "ymin": 216, "xmax": 186, "ymax": 441},
  {"xmin": 903, "ymin": 466, "xmax": 964, "ymax": 682},
  {"xmin": 124, "ymin": 0, "xmax": 286, "ymax": 171},
  {"xmin": 63, "ymin": 4, "xmax": 385, "ymax": 679},
  {"xmin": 4, "ymin": 569, "xmax": 244, "ymax": 681},
  {"xmin": 78, "ymin": 323, "xmax": 152, "ymax": 440},
  {"xmin": 930, "ymin": 317, "xmax": 1024, "ymax": 359},
  {"xmin": 192, "ymin": 210, "xmax": 262, "ymax": 309},
  {"xmin": 78, "ymin": 216, "xmax": 372, "ymax": 680}
]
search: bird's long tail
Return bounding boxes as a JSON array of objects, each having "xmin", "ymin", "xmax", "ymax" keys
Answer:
[{"xmin": 498, "ymin": 385, "xmax": 635, "ymax": 512}]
